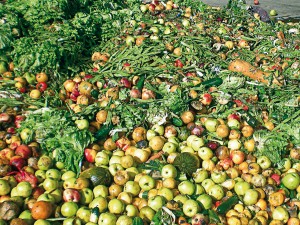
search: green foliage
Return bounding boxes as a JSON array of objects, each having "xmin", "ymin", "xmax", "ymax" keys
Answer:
[{"xmin": 19, "ymin": 109, "xmax": 94, "ymax": 175}]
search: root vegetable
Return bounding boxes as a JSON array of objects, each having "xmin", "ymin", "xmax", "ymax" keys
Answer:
[{"xmin": 228, "ymin": 59, "xmax": 282, "ymax": 85}]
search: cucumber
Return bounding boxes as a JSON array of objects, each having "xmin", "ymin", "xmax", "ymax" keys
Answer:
[{"xmin": 216, "ymin": 195, "xmax": 239, "ymax": 214}]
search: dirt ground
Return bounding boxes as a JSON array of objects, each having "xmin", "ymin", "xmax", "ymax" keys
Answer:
[{"xmin": 201, "ymin": 0, "xmax": 300, "ymax": 19}]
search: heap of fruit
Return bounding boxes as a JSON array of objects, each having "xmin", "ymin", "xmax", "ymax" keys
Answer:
[{"xmin": 0, "ymin": 0, "xmax": 300, "ymax": 225}]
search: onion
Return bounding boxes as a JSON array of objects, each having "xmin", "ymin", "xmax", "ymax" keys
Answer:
[{"xmin": 191, "ymin": 125, "xmax": 204, "ymax": 137}]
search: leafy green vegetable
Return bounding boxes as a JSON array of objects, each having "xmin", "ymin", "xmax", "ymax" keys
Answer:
[
  {"xmin": 19, "ymin": 109, "xmax": 94, "ymax": 175},
  {"xmin": 253, "ymin": 130, "xmax": 288, "ymax": 166}
]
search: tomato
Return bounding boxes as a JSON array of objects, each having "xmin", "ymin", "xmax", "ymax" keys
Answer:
[
  {"xmin": 36, "ymin": 82, "xmax": 48, "ymax": 92},
  {"xmin": 174, "ymin": 59, "xmax": 184, "ymax": 68}
]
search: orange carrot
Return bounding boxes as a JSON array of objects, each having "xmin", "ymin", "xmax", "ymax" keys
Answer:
[
  {"xmin": 228, "ymin": 59, "xmax": 282, "ymax": 86},
  {"xmin": 146, "ymin": 151, "xmax": 164, "ymax": 162}
]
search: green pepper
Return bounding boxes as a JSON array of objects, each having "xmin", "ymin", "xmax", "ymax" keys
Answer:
[
  {"xmin": 91, "ymin": 89, "xmax": 99, "ymax": 99},
  {"xmin": 172, "ymin": 117, "xmax": 183, "ymax": 127},
  {"xmin": 216, "ymin": 195, "xmax": 239, "ymax": 215},
  {"xmin": 94, "ymin": 123, "xmax": 113, "ymax": 140}
]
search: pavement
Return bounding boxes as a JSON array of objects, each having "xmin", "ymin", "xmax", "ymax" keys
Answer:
[{"xmin": 201, "ymin": 0, "xmax": 300, "ymax": 19}]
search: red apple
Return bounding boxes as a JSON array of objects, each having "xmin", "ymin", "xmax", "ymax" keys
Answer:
[
  {"xmin": 15, "ymin": 145, "xmax": 32, "ymax": 159},
  {"xmin": 10, "ymin": 155, "xmax": 26, "ymax": 170},
  {"xmin": 84, "ymin": 148, "xmax": 97, "ymax": 163},
  {"xmin": 63, "ymin": 188, "xmax": 81, "ymax": 202},
  {"xmin": 227, "ymin": 113, "xmax": 240, "ymax": 121},
  {"xmin": 201, "ymin": 93, "xmax": 213, "ymax": 105},
  {"xmin": 230, "ymin": 150, "xmax": 245, "ymax": 164},
  {"xmin": 32, "ymin": 187, "xmax": 45, "ymax": 199}
]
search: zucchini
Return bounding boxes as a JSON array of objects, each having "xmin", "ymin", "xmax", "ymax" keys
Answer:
[
  {"xmin": 216, "ymin": 195, "xmax": 239, "ymax": 214},
  {"xmin": 172, "ymin": 117, "xmax": 183, "ymax": 127}
]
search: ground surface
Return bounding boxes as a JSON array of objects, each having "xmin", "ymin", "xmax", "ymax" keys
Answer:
[{"xmin": 202, "ymin": 0, "xmax": 300, "ymax": 19}]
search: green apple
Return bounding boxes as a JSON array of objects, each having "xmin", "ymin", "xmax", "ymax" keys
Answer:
[
  {"xmin": 146, "ymin": 129, "xmax": 157, "ymax": 141},
  {"xmin": 191, "ymin": 138, "xmax": 205, "ymax": 151},
  {"xmin": 37, "ymin": 155, "xmax": 53, "ymax": 170},
  {"xmin": 43, "ymin": 178, "xmax": 59, "ymax": 192},
  {"xmin": 16, "ymin": 181, "xmax": 32, "ymax": 197},
  {"xmin": 109, "ymin": 163, "xmax": 124, "ymax": 176},
  {"xmin": 257, "ymin": 156, "xmax": 272, "ymax": 169},
  {"xmin": 138, "ymin": 175, "xmax": 156, "ymax": 191},
  {"xmin": 197, "ymin": 194, "xmax": 213, "ymax": 209},
  {"xmin": 80, "ymin": 188, "xmax": 94, "ymax": 205},
  {"xmin": 186, "ymin": 135, "xmax": 199, "ymax": 147},
  {"xmin": 61, "ymin": 202, "xmax": 79, "ymax": 217},
  {"xmin": 152, "ymin": 124, "xmax": 164, "ymax": 136},
  {"xmin": 63, "ymin": 218, "xmax": 82, "ymax": 225},
  {"xmin": 208, "ymin": 184, "xmax": 224, "ymax": 200},
  {"xmin": 234, "ymin": 181, "xmax": 250, "ymax": 195},
  {"xmin": 24, "ymin": 72, "xmax": 36, "ymax": 84},
  {"xmin": 75, "ymin": 119, "xmax": 89, "ymax": 130},
  {"xmin": 39, "ymin": 192, "xmax": 57, "ymax": 204},
  {"xmin": 161, "ymin": 164, "xmax": 177, "ymax": 179},
  {"xmin": 34, "ymin": 220, "xmax": 51, "ymax": 225},
  {"xmin": 204, "ymin": 118, "xmax": 219, "ymax": 132},
  {"xmin": 116, "ymin": 215, "xmax": 133, "ymax": 225},
  {"xmin": 124, "ymin": 181, "xmax": 140, "ymax": 197},
  {"xmin": 98, "ymin": 213, "xmax": 117, "ymax": 225},
  {"xmin": 89, "ymin": 196, "xmax": 108, "ymax": 213},
  {"xmin": 46, "ymin": 188, "xmax": 62, "ymax": 203},
  {"xmin": 281, "ymin": 172, "xmax": 300, "ymax": 190},
  {"xmin": 181, "ymin": 146, "xmax": 195, "ymax": 153},
  {"xmin": 157, "ymin": 187, "xmax": 174, "ymax": 201},
  {"xmin": 95, "ymin": 152, "xmax": 110, "ymax": 166},
  {"xmin": 35, "ymin": 170, "xmax": 46, "ymax": 183},
  {"xmin": 126, "ymin": 167, "xmax": 139, "ymax": 180},
  {"xmin": 76, "ymin": 206, "xmax": 91, "ymax": 223},
  {"xmin": 108, "ymin": 199, "xmax": 125, "ymax": 214},
  {"xmin": 117, "ymin": 192, "xmax": 132, "ymax": 205},
  {"xmin": 198, "ymin": 147, "xmax": 213, "ymax": 160},
  {"xmin": 148, "ymin": 195, "xmax": 166, "ymax": 211},
  {"xmin": 62, "ymin": 171, "xmax": 76, "ymax": 181},
  {"xmin": 272, "ymin": 206, "xmax": 289, "ymax": 223},
  {"xmin": 173, "ymin": 194, "xmax": 189, "ymax": 204},
  {"xmin": 168, "ymin": 136, "xmax": 180, "ymax": 145},
  {"xmin": 269, "ymin": 9, "xmax": 278, "ymax": 16},
  {"xmin": 211, "ymin": 171, "xmax": 227, "ymax": 184},
  {"xmin": 201, "ymin": 179, "xmax": 215, "ymax": 193},
  {"xmin": 139, "ymin": 206, "xmax": 155, "ymax": 222},
  {"xmin": 193, "ymin": 169, "xmax": 209, "ymax": 183},
  {"xmin": 194, "ymin": 184, "xmax": 205, "ymax": 195},
  {"xmin": 125, "ymin": 204, "xmax": 139, "ymax": 217},
  {"xmin": 183, "ymin": 199, "xmax": 200, "ymax": 217},
  {"xmin": 109, "ymin": 155, "xmax": 121, "ymax": 165},
  {"xmin": 45, "ymin": 169, "xmax": 61, "ymax": 180},
  {"xmin": 178, "ymin": 180, "xmax": 195, "ymax": 195},
  {"xmin": 19, "ymin": 210, "xmax": 34, "ymax": 225},
  {"xmin": 243, "ymin": 189, "xmax": 259, "ymax": 205},
  {"xmin": 0, "ymin": 179, "xmax": 10, "ymax": 195},
  {"xmin": 162, "ymin": 142, "xmax": 177, "ymax": 154},
  {"xmin": 93, "ymin": 185, "xmax": 108, "ymax": 198}
]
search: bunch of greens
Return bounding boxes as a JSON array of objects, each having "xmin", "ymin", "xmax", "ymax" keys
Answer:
[{"xmin": 19, "ymin": 109, "xmax": 94, "ymax": 175}]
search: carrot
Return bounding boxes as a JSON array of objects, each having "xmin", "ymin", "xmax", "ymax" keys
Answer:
[
  {"xmin": 146, "ymin": 150, "xmax": 164, "ymax": 162},
  {"xmin": 228, "ymin": 59, "xmax": 282, "ymax": 86}
]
